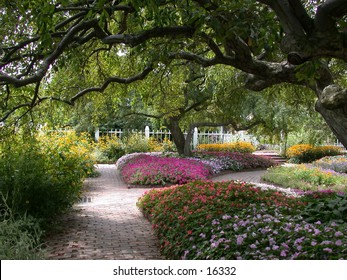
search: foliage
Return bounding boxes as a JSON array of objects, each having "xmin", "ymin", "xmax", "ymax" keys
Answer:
[
  {"xmin": 262, "ymin": 165, "xmax": 347, "ymax": 193},
  {"xmin": 94, "ymin": 134, "xmax": 176, "ymax": 163},
  {"xmin": 313, "ymin": 155, "xmax": 347, "ymax": 174},
  {"xmin": 301, "ymin": 193, "xmax": 347, "ymax": 225},
  {"xmin": 138, "ymin": 180, "xmax": 347, "ymax": 259},
  {"xmin": 0, "ymin": 196, "xmax": 44, "ymax": 260},
  {"xmin": 93, "ymin": 135, "xmax": 125, "ymax": 163},
  {"xmin": 1, "ymin": 0, "xmax": 347, "ymax": 154},
  {"xmin": 121, "ymin": 155, "xmax": 210, "ymax": 185},
  {"xmin": 196, "ymin": 142, "xmax": 256, "ymax": 153},
  {"xmin": 286, "ymin": 144, "xmax": 343, "ymax": 163},
  {"xmin": 0, "ymin": 130, "xmax": 95, "ymax": 222}
]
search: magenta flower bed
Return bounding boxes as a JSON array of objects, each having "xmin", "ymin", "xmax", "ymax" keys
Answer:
[{"xmin": 121, "ymin": 155, "xmax": 211, "ymax": 185}]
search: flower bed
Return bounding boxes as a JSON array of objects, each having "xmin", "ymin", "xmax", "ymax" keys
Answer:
[
  {"xmin": 262, "ymin": 165, "xmax": 347, "ymax": 193},
  {"xmin": 194, "ymin": 151, "xmax": 275, "ymax": 172},
  {"xmin": 137, "ymin": 181, "xmax": 347, "ymax": 260},
  {"xmin": 195, "ymin": 142, "xmax": 256, "ymax": 153},
  {"xmin": 118, "ymin": 152, "xmax": 276, "ymax": 186},
  {"xmin": 286, "ymin": 144, "xmax": 342, "ymax": 163},
  {"xmin": 121, "ymin": 154, "xmax": 211, "ymax": 185},
  {"xmin": 313, "ymin": 155, "xmax": 347, "ymax": 174}
]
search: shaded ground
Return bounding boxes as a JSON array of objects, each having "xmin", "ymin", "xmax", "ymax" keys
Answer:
[{"xmin": 44, "ymin": 164, "xmax": 266, "ymax": 260}]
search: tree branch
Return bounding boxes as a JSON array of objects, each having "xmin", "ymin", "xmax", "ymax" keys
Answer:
[
  {"xmin": 189, "ymin": 120, "xmax": 263, "ymax": 131},
  {"xmin": 70, "ymin": 65, "xmax": 154, "ymax": 104},
  {"xmin": 102, "ymin": 26, "xmax": 196, "ymax": 46},
  {"xmin": 0, "ymin": 20, "xmax": 100, "ymax": 88},
  {"xmin": 257, "ymin": 0, "xmax": 307, "ymax": 37},
  {"xmin": 315, "ymin": 0, "xmax": 347, "ymax": 33}
]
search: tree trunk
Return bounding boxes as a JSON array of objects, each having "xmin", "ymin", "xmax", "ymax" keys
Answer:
[
  {"xmin": 184, "ymin": 127, "xmax": 194, "ymax": 156},
  {"xmin": 166, "ymin": 117, "xmax": 187, "ymax": 155},
  {"xmin": 315, "ymin": 101, "xmax": 347, "ymax": 149}
]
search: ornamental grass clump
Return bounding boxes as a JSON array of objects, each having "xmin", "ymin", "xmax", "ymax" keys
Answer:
[
  {"xmin": 137, "ymin": 181, "xmax": 347, "ymax": 260},
  {"xmin": 121, "ymin": 155, "xmax": 211, "ymax": 185}
]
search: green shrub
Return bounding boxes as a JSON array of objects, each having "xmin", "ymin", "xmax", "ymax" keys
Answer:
[
  {"xmin": 122, "ymin": 133, "xmax": 152, "ymax": 154},
  {"xmin": 94, "ymin": 135, "xmax": 125, "ymax": 163},
  {"xmin": 302, "ymin": 192, "xmax": 347, "ymax": 224},
  {"xmin": 0, "ymin": 131, "xmax": 95, "ymax": 222}
]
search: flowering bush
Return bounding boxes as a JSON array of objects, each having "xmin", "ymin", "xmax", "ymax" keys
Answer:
[
  {"xmin": 262, "ymin": 165, "xmax": 347, "ymax": 192},
  {"xmin": 0, "ymin": 131, "xmax": 96, "ymax": 222},
  {"xmin": 196, "ymin": 142, "xmax": 256, "ymax": 153},
  {"xmin": 137, "ymin": 180, "xmax": 347, "ymax": 259},
  {"xmin": 313, "ymin": 155, "xmax": 347, "ymax": 174},
  {"xmin": 121, "ymin": 155, "xmax": 211, "ymax": 185},
  {"xmin": 194, "ymin": 151, "xmax": 275, "ymax": 171},
  {"xmin": 93, "ymin": 135, "xmax": 125, "ymax": 163},
  {"xmin": 286, "ymin": 144, "xmax": 342, "ymax": 163}
]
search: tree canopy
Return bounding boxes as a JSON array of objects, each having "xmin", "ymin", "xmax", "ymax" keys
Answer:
[{"xmin": 0, "ymin": 0, "xmax": 347, "ymax": 147}]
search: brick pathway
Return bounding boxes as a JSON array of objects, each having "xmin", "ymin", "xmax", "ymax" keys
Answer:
[
  {"xmin": 44, "ymin": 165, "xmax": 266, "ymax": 260},
  {"xmin": 44, "ymin": 164, "xmax": 163, "ymax": 260}
]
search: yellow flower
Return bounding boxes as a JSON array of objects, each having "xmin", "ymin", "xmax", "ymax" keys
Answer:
[{"xmin": 196, "ymin": 142, "xmax": 255, "ymax": 153}]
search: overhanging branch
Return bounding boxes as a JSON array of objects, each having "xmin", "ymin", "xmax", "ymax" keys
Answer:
[
  {"xmin": 102, "ymin": 26, "xmax": 196, "ymax": 47},
  {"xmin": 70, "ymin": 65, "xmax": 154, "ymax": 104}
]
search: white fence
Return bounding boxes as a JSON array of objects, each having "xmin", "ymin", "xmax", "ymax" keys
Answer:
[{"xmin": 95, "ymin": 126, "xmax": 259, "ymax": 149}]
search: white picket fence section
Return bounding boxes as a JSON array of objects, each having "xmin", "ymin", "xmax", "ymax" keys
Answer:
[{"xmin": 95, "ymin": 126, "xmax": 259, "ymax": 148}]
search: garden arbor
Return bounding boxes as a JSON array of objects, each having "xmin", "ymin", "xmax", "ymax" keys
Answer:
[{"xmin": 0, "ymin": 0, "xmax": 347, "ymax": 148}]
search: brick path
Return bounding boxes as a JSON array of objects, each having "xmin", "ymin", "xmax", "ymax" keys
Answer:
[
  {"xmin": 45, "ymin": 164, "xmax": 163, "ymax": 260},
  {"xmin": 44, "ymin": 165, "xmax": 266, "ymax": 260}
]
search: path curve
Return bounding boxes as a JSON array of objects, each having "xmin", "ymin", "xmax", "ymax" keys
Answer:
[
  {"xmin": 44, "ymin": 165, "xmax": 266, "ymax": 260},
  {"xmin": 45, "ymin": 164, "xmax": 163, "ymax": 260}
]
